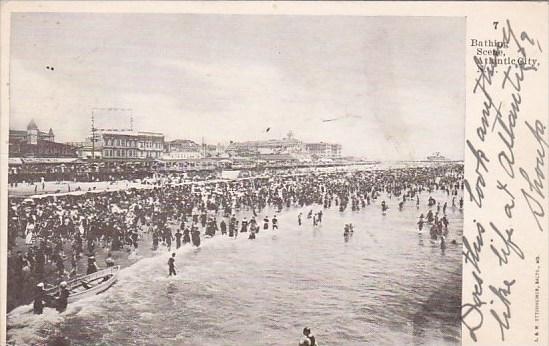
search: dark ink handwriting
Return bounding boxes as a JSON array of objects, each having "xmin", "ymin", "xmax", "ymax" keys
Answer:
[
  {"xmin": 496, "ymin": 180, "xmax": 515, "ymax": 218},
  {"xmin": 519, "ymin": 120, "xmax": 547, "ymax": 232},
  {"xmin": 489, "ymin": 222, "xmax": 524, "ymax": 265},
  {"xmin": 489, "ymin": 279, "xmax": 515, "ymax": 341},
  {"xmin": 464, "ymin": 141, "xmax": 490, "ymax": 208}
]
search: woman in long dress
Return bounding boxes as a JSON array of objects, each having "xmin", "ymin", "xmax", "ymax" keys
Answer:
[{"xmin": 25, "ymin": 222, "xmax": 35, "ymax": 245}]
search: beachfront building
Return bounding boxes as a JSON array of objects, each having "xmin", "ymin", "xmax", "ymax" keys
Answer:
[
  {"xmin": 10, "ymin": 119, "xmax": 55, "ymax": 143},
  {"xmin": 203, "ymin": 143, "xmax": 228, "ymax": 158},
  {"xmin": 304, "ymin": 142, "xmax": 342, "ymax": 159},
  {"xmin": 65, "ymin": 141, "xmax": 102, "ymax": 160},
  {"xmin": 163, "ymin": 139, "xmax": 202, "ymax": 159},
  {"xmin": 426, "ymin": 152, "xmax": 451, "ymax": 162},
  {"xmin": 79, "ymin": 145, "xmax": 103, "ymax": 160},
  {"xmin": 93, "ymin": 129, "xmax": 165, "ymax": 160},
  {"xmin": 226, "ymin": 132, "xmax": 342, "ymax": 161},
  {"xmin": 9, "ymin": 119, "xmax": 77, "ymax": 158},
  {"xmin": 226, "ymin": 132, "xmax": 306, "ymax": 158}
]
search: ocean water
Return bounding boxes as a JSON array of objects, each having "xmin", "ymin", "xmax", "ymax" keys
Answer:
[{"xmin": 7, "ymin": 190, "xmax": 462, "ymax": 346}]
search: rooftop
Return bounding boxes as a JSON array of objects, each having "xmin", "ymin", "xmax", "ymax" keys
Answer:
[
  {"xmin": 96, "ymin": 129, "xmax": 164, "ymax": 137},
  {"xmin": 26, "ymin": 119, "xmax": 38, "ymax": 130}
]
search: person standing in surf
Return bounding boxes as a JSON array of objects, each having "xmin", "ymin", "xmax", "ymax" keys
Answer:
[
  {"xmin": 105, "ymin": 252, "xmax": 115, "ymax": 267},
  {"xmin": 183, "ymin": 226, "xmax": 191, "ymax": 245},
  {"xmin": 248, "ymin": 225, "xmax": 256, "ymax": 240},
  {"xmin": 168, "ymin": 253, "xmax": 176, "ymax": 276},
  {"xmin": 381, "ymin": 200, "xmax": 388, "ymax": 214},
  {"xmin": 175, "ymin": 229, "xmax": 182, "ymax": 249},
  {"xmin": 240, "ymin": 217, "xmax": 248, "ymax": 233},
  {"xmin": 165, "ymin": 226, "xmax": 173, "ymax": 251},
  {"xmin": 299, "ymin": 327, "xmax": 317, "ymax": 346},
  {"xmin": 191, "ymin": 224, "xmax": 201, "ymax": 247},
  {"xmin": 272, "ymin": 215, "xmax": 278, "ymax": 230},
  {"xmin": 417, "ymin": 214, "xmax": 425, "ymax": 231},
  {"xmin": 228, "ymin": 219, "xmax": 234, "ymax": 237},
  {"xmin": 86, "ymin": 255, "xmax": 98, "ymax": 275},
  {"xmin": 263, "ymin": 216, "xmax": 269, "ymax": 231},
  {"xmin": 33, "ymin": 282, "xmax": 46, "ymax": 315},
  {"xmin": 56, "ymin": 281, "xmax": 70, "ymax": 313},
  {"xmin": 220, "ymin": 219, "xmax": 227, "ymax": 236}
]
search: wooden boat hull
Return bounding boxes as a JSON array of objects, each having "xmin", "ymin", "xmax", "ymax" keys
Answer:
[{"xmin": 46, "ymin": 265, "xmax": 120, "ymax": 303}]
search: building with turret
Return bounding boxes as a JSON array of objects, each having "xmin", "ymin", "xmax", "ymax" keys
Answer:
[
  {"xmin": 10, "ymin": 119, "xmax": 55, "ymax": 144},
  {"xmin": 9, "ymin": 119, "xmax": 77, "ymax": 158}
]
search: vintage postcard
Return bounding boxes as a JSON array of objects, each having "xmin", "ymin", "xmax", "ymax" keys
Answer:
[{"xmin": 0, "ymin": 2, "xmax": 547, "ymax": 345}]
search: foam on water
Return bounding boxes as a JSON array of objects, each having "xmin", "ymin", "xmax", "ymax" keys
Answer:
[
  {"xmin": 7, "ymin": 190, "xmax": 463, "ymax": 345},
  {"xmin": 6, "ymin": 232, "xmax": 234, "ymax": 345}
]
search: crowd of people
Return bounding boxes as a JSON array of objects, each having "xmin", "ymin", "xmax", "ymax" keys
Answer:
[
  {"xmin": 6, "ymin": 164, "xmax": 463, "ymax": 314},
  {"xmin": 8, "ymin": 161, "xmax": 158, "ymax": 185}
]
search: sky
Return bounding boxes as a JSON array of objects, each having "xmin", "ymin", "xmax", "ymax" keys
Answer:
[{"xmin": 9, "ymin": 13, "xmax": 465, "ymax": 160}]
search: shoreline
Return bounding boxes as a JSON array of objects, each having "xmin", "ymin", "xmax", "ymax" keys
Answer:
[
  {"xmin": 6, "ymin": 203, "xmax": 272, "ymax": 314},
  {"xmin": 6, "ymin": 219, "xmax": 164, "ymax": 313},
  {"xmin": 7, "ymin": 189, "xmax": 464, "ymax": 346},
  {"xmin": 6, "ymin": 164, "xmax": 464, "ymax": 314}
]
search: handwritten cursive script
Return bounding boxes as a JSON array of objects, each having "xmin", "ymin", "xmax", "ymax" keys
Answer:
[{"xmin": 462, "ymin": 19, "xmax": 545, "ymax": 343}]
